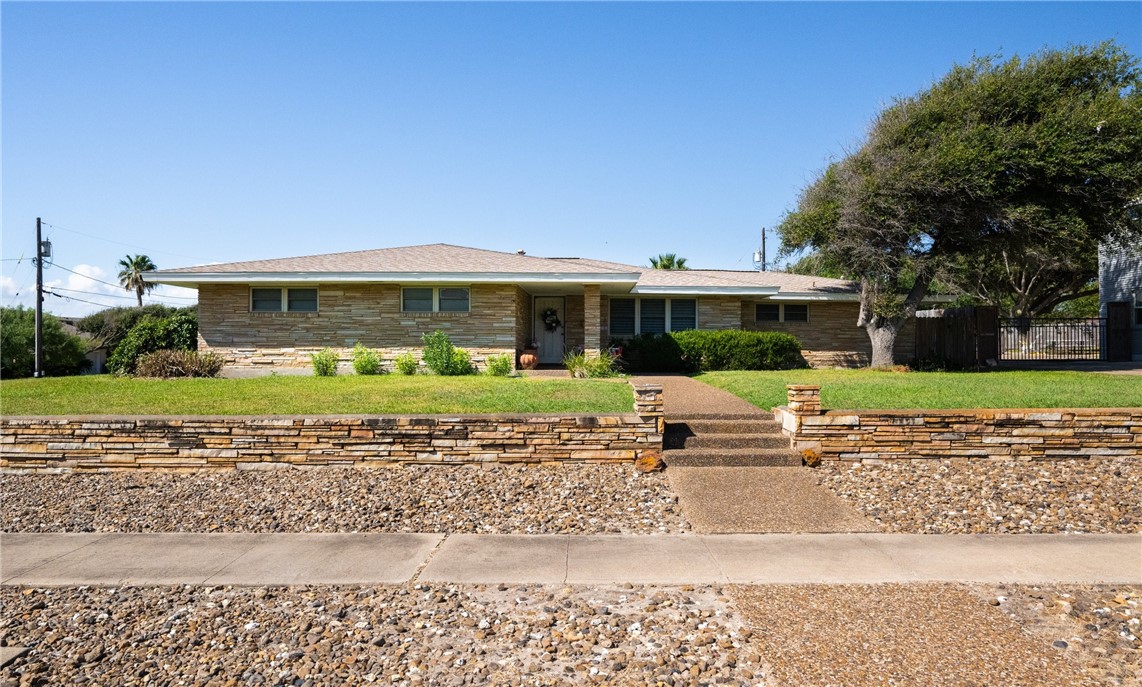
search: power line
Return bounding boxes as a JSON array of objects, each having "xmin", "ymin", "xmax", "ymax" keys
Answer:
[
  {"xmin": 49, "ymin": 264, "xmax": 197, "ymax": 299},
  {"xmin": 40, "ymin": 221, "xmax": 215, "ymax": 263},
  {"xmin": 47, "ymin": 286, "xmax": 196, "ymax": 306}
]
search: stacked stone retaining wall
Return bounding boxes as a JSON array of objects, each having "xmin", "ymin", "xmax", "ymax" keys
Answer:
[
  {"xmin": 1, "ymin": 385, "xmax": 664, "ymax": 473},
  {"xmin": 777, "ymin": 386, "xmax": 1140, "ymax": 462}
]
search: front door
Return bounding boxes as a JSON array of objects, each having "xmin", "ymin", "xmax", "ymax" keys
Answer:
[{"xmin": 534, "ymin": 297, "xmax": 566, "ymax": 364}]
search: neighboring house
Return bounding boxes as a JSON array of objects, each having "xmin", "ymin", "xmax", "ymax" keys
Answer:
[
  {"xmin": 57, "ymin": 317, "xmax": 108, "ymax": 374},
  {"xmin": 1098, "ymin": 240, "xmax": 1142, "ymax": 361},
  {"xmin": 144, "ymin": 243, "xmax": 915, "ymax": 370}
]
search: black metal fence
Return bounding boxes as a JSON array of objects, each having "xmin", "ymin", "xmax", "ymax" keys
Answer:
[{"xmin": 999, "ymin": 317, "xmax": 1106, "ymax": 361}]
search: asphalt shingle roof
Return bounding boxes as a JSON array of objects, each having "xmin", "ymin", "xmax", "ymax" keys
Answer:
[{"xmin": 151, "ymin": 243, "xmax": 857, "ymax": 294}]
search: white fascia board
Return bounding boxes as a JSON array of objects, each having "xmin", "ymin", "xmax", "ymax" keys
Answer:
[
  {"xmin": 766, "ymin": 292, "xmax": 957, "ymax": 303},
  {"xmin": 766, "ymin": 293, "xmax": 862, "ymax": 301},
  {"xmin": 630, "ymin": 285, "xmax": 780, "ymax": 296},
  {"xmin": 143, "ymin": 271, "xmax": 642, "ymax": 286}
]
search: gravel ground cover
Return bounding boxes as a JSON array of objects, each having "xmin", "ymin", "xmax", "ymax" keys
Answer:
[
  {"xmin": 975, "ymin": 584, "xmax": 1141, "ymax": 686},
  {"xmin": 0, "ymin": 465, "xmax": 689, "ymax": 535},
  {"xmin": 730, "ymin": 583, "xmax": 1094, "ymax": 687},
  {"xmin": 813, "ymin": 457, "xmax": 1140, "ymax": 534},
  {"xmin": 0, "ymin": 584, "xmax": 763, "ymax": 687}
]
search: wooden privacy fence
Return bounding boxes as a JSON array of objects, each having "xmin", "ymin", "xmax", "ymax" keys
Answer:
[
  {"xmin": 914, "ymin": 306, "xmax": 998, "ymax": 368},
  {"xmin": 915, "ymin": 302, "xmax": 1133, "ymax": 366}
]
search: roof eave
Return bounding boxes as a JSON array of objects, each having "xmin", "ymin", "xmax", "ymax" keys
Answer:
[
  {"xmin": 630, "ymin": 285, "xmax": 780, "ymax": 296},
  {"xmin": 142, "ymin": 271, "xmax": 642, "ymax": 287}
]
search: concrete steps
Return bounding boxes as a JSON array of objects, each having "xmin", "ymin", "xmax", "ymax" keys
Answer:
[{"xmin": 664, "ymin": 414, "xmax": 801, "ymax": 468}]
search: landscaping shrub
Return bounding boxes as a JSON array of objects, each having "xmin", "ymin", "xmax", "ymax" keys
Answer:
[
  {"xmin": 351, "ymin": 342, "xmax": 383, "ymax": 375},
  {"xmin": 311, "ymin": 348, "xmax": 339, "ymax": 376},
  {"xmin": 394, "ymin": 353, "xmax": 419, "ymax": 375},
  {"xmin": 610, "ymin": 330, "xmax": 807, "ymax": 373},
  {"xmin": 485, "ymin": 354, "xmax": 513, "ymax": 377},
  {"xmin": 78, "ymin": 304, "xmax": 191, "ymax": 354},
  {"xmin": 672, "ymin": 330, "xmax": 808, "ymax": 371},
  {"xmin": 0, "ymin": 306, "xmax": 90, "ymax": 378},
  {"xmin": 107, "ymin": 312, "xmax": 198, "ymax": 375},
  {"xmin": 611, "ymin": 334, "xmax": 689, "ymax": 373},
  {"xmin": 134, "ymin": 349, "xmax": 224, "ymax": 378},
  {"xmin": 564, "ymin": 350, "xmax": 620, "ymax": 378},
  {"xmin": 422, "ymin": 330, "xmax": 475, "ymax": 375}
]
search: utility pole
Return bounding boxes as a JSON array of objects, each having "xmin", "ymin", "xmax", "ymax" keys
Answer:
[
  {"xmin": 34, "ymin": 217, "xmax": 45, "ymax": 377},
  {"xmin": 752, "ymin": 227, "xmax": 767, "ymax": 272}
]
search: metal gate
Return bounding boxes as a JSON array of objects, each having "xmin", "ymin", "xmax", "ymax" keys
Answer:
[{"xmin": 998, "ymin": 317, "xmax": 1107, "ymax": 361}]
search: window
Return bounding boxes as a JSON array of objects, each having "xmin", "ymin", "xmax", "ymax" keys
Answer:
[
  {"xmin": 252, "ymin": 288, "xmax": 283, "ymax": 312},
  {"xmin": 670, "ymin": 299, "xmax": 697, "ymax": 331},
  {"xmin": 640, "ymin": 299, "xmax": 666, "ymax": 334},
  {"xmin": 609, "ymin": 297, "xmax": 698, "ymax": 336},
  {"xmin": 402, "ymin": 288, "xmax": 434, "ymax": 312},
  {"xmin": 610, "ymin": 298, "xmax": 636, "ymax": 336},
  {"xmin": 755, "ymin": 304, "xmax": 780, "ymax": 322},
  {"xmin": 402, "ymin": 287, "xmax": 470, "ymax": 313},
  {"xmin": 755, "ymin": 303, "xmax": 809, "ymax": 323},
  {"xmin": 1135, "ymin": 290, "xmax": 1142, "ymax": 326},
  {"xmin": 783, "ymin": 304, "xmax": 809, "ymax": 322},
  {"xmin": 251, "ymin": 287, "xmax": 319, "ymax": 312},
  {"xmin": 287, "ymin": 288, "xmax": 318, "ymax": 312},
  {"xmin": 438, "ymin": 288, "xmax": 470, "ymax": 312}
]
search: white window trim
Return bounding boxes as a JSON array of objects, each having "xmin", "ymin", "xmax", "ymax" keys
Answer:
[
  {"xmin": 401, "ymin": 286, "xmax": 471, "ymax": 313},
  {"xmin": 612, "ymin": 297, "xmax": 697, "ymax": 335},
  {"xmin": 756, "ymin": 302, "xmax": 810, "ymax": 323},
  {"xmin": 250, "ymin": 287, "xmax": 319, "ymax": 313}
]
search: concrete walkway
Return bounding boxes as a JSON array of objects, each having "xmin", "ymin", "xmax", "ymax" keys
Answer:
[
  {"xmin": 2, "ymin": 532, "xmax": 1138, "ymax": 586},
  {"xmin": 633, "ymin": 373, "xmax": 770, "ymax": 417}
]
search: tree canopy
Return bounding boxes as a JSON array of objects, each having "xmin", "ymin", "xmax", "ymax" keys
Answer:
[
  {"xmin": 778, "ymin": 42, "xmax": 1142, "ymax": 366},
  {"xmin": 0, "ymin": 306, "xmax": 90, "ymax": 378},
  {"xmin": 118, "ymin": 254, "xmax": 158, "ymax": 308},
  {"xmin": 649, "ymin": 253, "xmax": 689, "ymax": 270}
]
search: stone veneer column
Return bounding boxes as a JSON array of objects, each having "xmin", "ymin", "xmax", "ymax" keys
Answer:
[
  {"xmin": 583, "ymin": 284, "xmax": 601, "ymax": 355},
  {"xmin": 786, "ymin": 385, "xmax": 821, "ymax": 415}
]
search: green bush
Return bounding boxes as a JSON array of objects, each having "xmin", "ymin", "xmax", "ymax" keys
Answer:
[
  {"xmin": 0, "ymin": 306, "xmax": 90, "ymax": 378},
  {"xmin": 485, "ymin": 354, "xmax": 513, "ymax": 377},
  {"xmin": 671, "ymin": 330, "xmax": 808, "ymax": 371},
  {"xmin": 107, "ymin": 312, "xmax": 198, "ymax": 375},
  {"xmin": 611, "ymin": 334, "xmax": 689, "ymax": 373},
  {"xmin": 78, "ymin": 304, "xmax": 192, "ymax": 353},
  {"xmin": 394, "ymin": 353, "xmax": 419, "ymax": 375},
  {"xmin": 422, "ymin": 330, "xmax": 474, "ymax": 375},
  {"xmin": 564, "ymin": 350, "xmax": 620, "ymax": 378},
  {"xmin": 351, "ymin": 342, "xmax": 383, "ymax": 375},
  {"xmin": 311, "ymin": 348, "xmax": 339, "ymax": 376},
  {"xmin": 135, "ymin": 349, "xmax": 224, "ymax": 378}
]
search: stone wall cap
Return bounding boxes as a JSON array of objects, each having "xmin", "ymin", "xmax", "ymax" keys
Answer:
[
  {"xmin": 821, "ymin": 407, "xmax": 1141, "ymax": 416},
  {"xmin": 785, "ymin": 384, "xmax": 821, "ymax": 391},
  {"xmin": 1, "ymin": 413, "xmax": 645, "ymax": 422}
]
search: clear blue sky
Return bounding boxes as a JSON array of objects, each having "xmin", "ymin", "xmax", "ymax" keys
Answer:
[{"xmin": 3, "ymin": 1, "xmax": 1139, "ymax": 315}]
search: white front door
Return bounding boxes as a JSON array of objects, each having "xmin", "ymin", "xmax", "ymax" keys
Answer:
[{"xmin": 534, "ymin": 297, "xmax": 566, "ymax": 364}]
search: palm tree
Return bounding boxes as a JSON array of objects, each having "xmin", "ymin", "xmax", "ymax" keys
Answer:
[
  {"xmin": 649, "ymin": 253, "xmax": 689, "ymax": 270},
  {"xmin": 118, "ymin": 254, "xmax": 157, "ymax": 308}
]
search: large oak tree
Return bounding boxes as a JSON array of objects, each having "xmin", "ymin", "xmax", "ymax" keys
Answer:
[{"xmin": 778, "ymin": 42, "xmax": 1142, "ymax": 366}]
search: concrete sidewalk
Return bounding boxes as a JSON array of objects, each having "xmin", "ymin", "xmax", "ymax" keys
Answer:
[{"xmin": 2, "ymin": 532, "xmax": 1139, "ymax": 586}]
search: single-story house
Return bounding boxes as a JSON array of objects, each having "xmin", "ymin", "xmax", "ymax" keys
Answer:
[
  {"xmin": 145, "ymin": 243, "xmax": 914, "ymax": 370},
  {"xmin": 1098, "ymin": 239, "xmax": 1142, "ymax": 361}
]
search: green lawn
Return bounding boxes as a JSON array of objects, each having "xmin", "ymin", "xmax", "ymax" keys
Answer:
[
  {"xmin": 697, "ymin": 369, "xmax": 1142, "ymax": 410},
  {"xmin": 0, "ymin": 375, "xmax": 634, "ymax": 416}
]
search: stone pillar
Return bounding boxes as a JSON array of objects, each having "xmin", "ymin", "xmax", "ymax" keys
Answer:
[
  {"xmin": 632, "ymin": 382, "xmax": 665, "ymax": 434},
  {"xmin": 786, "ymin": 385, "xmax": 821, "ymax": 416},
  {"xmin": 583, "ymin": 284, "xmax": 601, "ymax": 355}
]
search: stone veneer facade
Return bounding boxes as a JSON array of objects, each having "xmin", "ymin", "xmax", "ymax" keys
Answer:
[
  {"xmin": 1, "ymin": 385, "xmax": 664, "ymax": 473},
  {"xmin": 742, "ymin": 301, "xmax": 915, "ymax": 367},
  {"xmin": 198, "ymin": 283, "xmax": 519, "ymax": 369},
  {"xmin": 777, "ymin": 386, "xmax": 1141, "ymax": 462},
  {"xmin": 197, "ymin": 282, "xmax": 914, "ymax": 371}
]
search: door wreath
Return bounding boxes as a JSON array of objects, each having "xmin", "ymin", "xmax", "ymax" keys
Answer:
[{"xmin": 540, "ymin": 307, "xmax": 562, "ymax": 332}]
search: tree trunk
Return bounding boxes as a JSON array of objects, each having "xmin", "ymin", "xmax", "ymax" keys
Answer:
[
  {"xmin": 136, "ymin": 287, "xmax": 143, "ymax": 308},
  {"xmin": 865, "ymin": 320, "xmax": 901, "ymax": 368}
]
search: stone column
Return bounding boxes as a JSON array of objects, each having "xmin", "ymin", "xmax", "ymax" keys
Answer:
[
  {"xmin": 786, "ymin": 385, "xmax": 821, "ymax": 416},
  {"xmin": 583, "ymin": 284, "xmax": 601, "ymax": 355}
]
